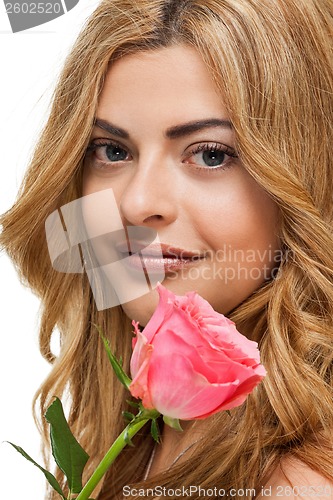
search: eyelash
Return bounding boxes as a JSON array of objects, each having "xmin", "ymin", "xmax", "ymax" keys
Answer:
[
  {"xmin": 85, "ymin": 139, "xmax": 238, "ymax": 173},
  {"xmin": 185, "ymin": 142, "xmax": 238, "ymax": 173}
]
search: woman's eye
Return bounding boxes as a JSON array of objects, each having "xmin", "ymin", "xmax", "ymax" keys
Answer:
[
  {"xmin": 97, "ymin": 143, "xmax": 130, "ymax": 162},
  {"xmin": 184, "ymin": 144, "xmax": 238, "ymax": 169},
  {"xmin": 193, "ymin": 149, "xmax": 226, "ymax": 167},
  {"xmin": 86, "ymin": 141, "xmax": 131, "ymax": 164}
]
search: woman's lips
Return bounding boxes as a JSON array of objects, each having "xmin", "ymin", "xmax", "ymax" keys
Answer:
[
  {"xmin": 121, "ymin": 253, "xmax": 205, "ymax": 273},
  {"xmin": 115, "ymin": 241, "xmax": 207, "ymax": 273}
]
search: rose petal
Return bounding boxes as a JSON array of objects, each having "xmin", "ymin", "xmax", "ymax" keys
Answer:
[
  {"xmin": 151, "ymin": 329, "xmax": 258, "ymax": 385},
  {"xmin": 130, "ymin": 329, "xmax": 150, "ymax": 379},
  {"xmin": 131, "ymin": 320, "xmax": 141, "ymax": 350},
  {"xmin": 139, "ymin": 283, "xmax": 174, "ymax": 343},
  {"xmin": 129, "ymin": 342, "xmax": 154, "ymax": 408},
  {"xmin": 151, "ymin": 329, "xmax": 222, "ymax": 383},
  {"xmin": 206, "ymin": 370, "xmax": 267, "ymax": 416},
  {"xmin": 147, "ymin": 353, "xmax": 243, "ymax": 420}
]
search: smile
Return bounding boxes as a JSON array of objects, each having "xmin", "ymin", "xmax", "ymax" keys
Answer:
[{"xmin": 116, "ymin": 241, "xmax": 207, "ymax": 273}]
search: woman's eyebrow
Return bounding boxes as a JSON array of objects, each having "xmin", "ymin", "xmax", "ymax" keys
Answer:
[
  {"xmin": 165, "ymin": 119, "xmax": 233, "ymax": 138},
  {"xmin": 94, "ymin": 117, "xmax": 233, "ymax": 140},
  {"xmin": 94, "ymin": 118, "xmax": 129, "ymax": 139}
]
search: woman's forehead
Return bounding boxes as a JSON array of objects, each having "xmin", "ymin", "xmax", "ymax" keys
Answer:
[{"xmin": 97, "ymin": 45, "xmax": 231, "ymax": 134}]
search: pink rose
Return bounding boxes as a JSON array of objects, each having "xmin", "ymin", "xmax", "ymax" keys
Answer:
[{"xmin": 129, "ymin": 284, "xmax": 266, "ymax": 420}]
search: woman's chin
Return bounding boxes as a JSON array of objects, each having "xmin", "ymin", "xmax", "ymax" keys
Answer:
[{"xmin": 120, "ymin": 287, "xmax": 160, "ymax": 327}]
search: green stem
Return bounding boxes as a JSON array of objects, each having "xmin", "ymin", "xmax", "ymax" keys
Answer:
[{"xmin": 76, "ymin": 418, "xmax": 149, "ymax": 500}]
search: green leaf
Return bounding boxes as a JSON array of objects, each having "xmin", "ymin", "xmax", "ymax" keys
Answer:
[
  {"xmin": 94, "ymin": 325, "xmax": 132, "ymax": 389},
  {"xmin": 45, "ymin": 398, "xmax": 89, "ymax": 494},
  {"xmin": 151, "ymin": 419, "xmax": 160, "ymax": 443},
  {"xmin": 126, "ymin": 399, "xmax": 140, "ymax": 409},
  {"xmin": 163, "ymin": 416, "xmax": 183, "ymax": 431},
  {"xmin": 7, "ymin": 442, "xmax": 66, "ymax": 499},
  {"xmin": 122, "ymin": 411, "xmax": 135, "ymax": 423}
]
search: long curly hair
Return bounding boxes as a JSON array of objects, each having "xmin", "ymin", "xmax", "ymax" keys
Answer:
[{"xmin": 1, "ymin": 0, "xmax": 333, "ymax": 498}]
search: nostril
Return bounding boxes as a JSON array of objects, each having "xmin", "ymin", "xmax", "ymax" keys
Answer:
[{"xmin": 144, "ymin": 214, "xmax": 163, "ymax": 222}]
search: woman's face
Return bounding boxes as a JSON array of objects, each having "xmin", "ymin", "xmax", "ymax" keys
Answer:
[{"xmin": 82, "ymin": 45, "xmax": 280, "ymax": 326}]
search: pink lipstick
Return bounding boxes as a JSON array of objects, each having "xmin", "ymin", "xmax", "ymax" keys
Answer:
[{"xmin": 116, "ymin": 241, "xmax": 206, "ymax": 273}]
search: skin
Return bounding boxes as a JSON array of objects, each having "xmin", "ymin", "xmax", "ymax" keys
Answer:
[
  {"xmin": 82, "ymin": 44, "xmax": 280, "ymax": 328},
  {"xmin": 82, "ymin": 45, "xmax": 333, "ymax": 488}
]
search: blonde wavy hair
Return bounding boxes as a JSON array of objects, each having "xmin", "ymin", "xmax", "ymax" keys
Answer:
[{"xmin": 1, "ymin": 0, "xmax": 333, "ymax": 498}]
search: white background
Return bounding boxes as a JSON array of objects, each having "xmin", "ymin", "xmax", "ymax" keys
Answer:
[{"xmin": 0, "ymin": 2, "xmax": 101, "ymax": 498}]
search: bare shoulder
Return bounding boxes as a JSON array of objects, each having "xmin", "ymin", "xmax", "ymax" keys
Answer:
[{"xmin": 256, "ymin": 457, "xmax": 333, "ymax": 499}]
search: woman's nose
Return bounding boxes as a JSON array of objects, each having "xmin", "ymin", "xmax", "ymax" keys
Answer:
[{"xmin": 119, "ymin": 157, "xmax": 178, "ymax": 227}]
